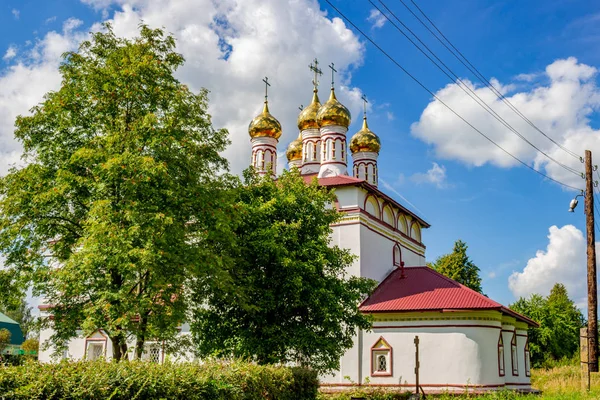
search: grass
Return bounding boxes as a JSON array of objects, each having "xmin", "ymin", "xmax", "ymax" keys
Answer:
[{"xmin": 320, "ymin": 366, "xmax": 600, "ymax": 399}]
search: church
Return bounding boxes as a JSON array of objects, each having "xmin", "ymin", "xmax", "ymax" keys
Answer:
[
  {"xmin": 39, "ymin": 59, "xmax": 537, "ymax": 394},
  {"xmin": 247, "ymin": 59, "xmax": 538, "ymax": 393}
]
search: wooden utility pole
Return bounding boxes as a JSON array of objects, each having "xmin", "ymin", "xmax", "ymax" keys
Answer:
[{"xmin": 585, "ymin": 149, "xmax": 598, "ymax": 373}]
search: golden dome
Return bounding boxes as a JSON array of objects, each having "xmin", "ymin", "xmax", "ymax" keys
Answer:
[
  {"xmin": 350, "ymin": 117, "xmax": 381, "ymax": 154},
  {"xmin": 297, "ymin": 91, "xmax": 321, "ymax": 131},
  {"xmin": 248, "ymin": 102, "xmax": 282, "ymax": 139},
  {"xmin": 316, "ymin": 88, "xmax": 351, "ymax": 128},
  {"xmin": 286, "ymin": 134, "xmax": 303, "ymax": 162}
]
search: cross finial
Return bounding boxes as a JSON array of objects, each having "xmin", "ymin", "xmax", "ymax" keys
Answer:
[
  {"xmin": 299, "ymin": 104, "xmax": 304, "ymax": 111},
  {"xmin": 309, "ymin": 58, "xmax": 323, "ymax": 91},
  {"xmin": 361, "ymin": 94, "xmax": 368, "ymax": 118},
  {"xmin": 262, "ymin": 76, "xmax": 271, "ymax": 103},
  {"xmin": 328, "ymin": 63, "xmax": 337, "ymax": 88}
]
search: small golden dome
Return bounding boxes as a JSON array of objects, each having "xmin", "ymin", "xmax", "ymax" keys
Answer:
[
  {"xmin": 248, "ymin": 102, "xmax": 282, "ymax": 139},
  {"xmin": 297, "ymin": 91, "xmax": 321, "ymax": 131},
  {"xmin": 286, "ymin": 134, "xmax": 303, "ymax": 162},
  {"xmin": 350, "ymin": 117, "xmax": 381, "ymax": 154},
  {"xmin": 316, "ymin": 88, "xmax": 351, "ymax": 128}
]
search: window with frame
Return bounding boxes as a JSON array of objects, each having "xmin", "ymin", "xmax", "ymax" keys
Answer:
[
  {"xmin": 524, "ymin": 339, "xmax": 531, "ymax": 377},
  {"xmin": 371, "ymin": 337, "xmax": 392, "ymax": 376},
  {"xmin": 393, "ymin": 243, "xmax": 403, "ymax": 268},
  {"xmin": 144, "ymin": 344, "xmax": 161, "ymax": 364},
  {"xmin": 341, "ymin": 143, "xmax": 345, "ymax": 161},
  {"xmin": 511, "ymin": 333, "xmax": 519, "ymax": 376},
  {"xmin": 498, "ymin": 333, "xmax": 505, "ymax": 376},
  {"xmin": 87, "ymin": 342, "xmax": 104, "ymax": 361}
]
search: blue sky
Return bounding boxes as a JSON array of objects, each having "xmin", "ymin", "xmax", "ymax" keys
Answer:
[{"xmin": 2, "ymin": 0, "xmax": 600, "ymax": 308}]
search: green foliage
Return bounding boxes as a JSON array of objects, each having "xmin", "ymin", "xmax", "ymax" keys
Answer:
[
  {"xmin": 1, "ymin": 298, "xmax": 35, "ymax": 339},
  {"xmin": 0, "ymin": 360, "xmax": 318, "ymax": 400},
  {"xmin": 431, "ymin": 239, "xmax": 482, "ymax": 293},
  {"xmin": 192, "ymin": 169, "xmax": 377, "ymax": 373},
  {"xmin": 0, "ymin": 23, "xmax": 232, "ymax": 360},
  {"xmin": 0, "ymin": 328, "xmax": 11, "ymax": 352},
  {"xmin": 318, "ymin": 389, "xmax": 411, "ymax": 400},
  {"xmin": 510, "ymin": 283, "xmax": 584, "ymax": 367},
  {"xmin": 21, "ymin": 338, "xmax": 39, "ymax": 354}
]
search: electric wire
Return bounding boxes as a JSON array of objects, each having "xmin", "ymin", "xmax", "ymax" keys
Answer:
[
  {"xmin": 371, "ymin": 0, "xmax": 581, "ymax": 176},
  {"xmin": 323, "ymin": 0, "xmax": 584, "ymax": 191},
  {"xmin": 400, "ymin": 0, "xmax": 582, "ymax": 160}
]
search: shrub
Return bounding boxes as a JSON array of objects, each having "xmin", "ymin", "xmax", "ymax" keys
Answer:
[{"xmin": 0, "ymin": 360, "xmax": 319, "ymax": 400}]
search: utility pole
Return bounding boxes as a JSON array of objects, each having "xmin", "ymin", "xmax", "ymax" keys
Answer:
[{"xmin": 585, "ymin": 149, "xmax": 598, "ymax": 373}]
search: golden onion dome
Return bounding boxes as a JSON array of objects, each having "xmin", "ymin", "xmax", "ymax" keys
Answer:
[
  {"xmin": 297, "ymin": 90, "xmax": 321, "ymax": 131},
  {"xmin": 316, "ymin": 88, "xmax": 351, "ymax": 128},
  {"xmin": 350, "ymin": 117, "xmax": 381, "ymax": 154},
  {"xmin": 286, "ymin": 134, "xmax": 303, "ymax": 162},
  {"xmin": 248, "ymin": 102, "xmax": 282, "ymax": 140}
]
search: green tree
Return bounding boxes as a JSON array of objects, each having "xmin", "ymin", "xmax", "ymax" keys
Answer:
[
  {"xmin": 0, "ymin": 24, "xmax": 231, "ymax": 361},
  {"xmin": 0, "ymin": 329, "xmax": 10, "ymax": 354},
  {"xmin": 431, "ymin": 240, "xmax": 482, "ymax": 293},
  {"xmin": 192, "ymin": 169, "xmax": 377, "ymax": 373},
  {"xmin": 510, "ymin": 283, "xmax": 584, "ymax": 367}
]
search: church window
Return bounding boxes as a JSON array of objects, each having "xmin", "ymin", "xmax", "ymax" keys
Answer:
[
  {"xmin": 87, "ymin": 342, "xmax": 104, "ymax": 361},
  {"xmin": 313, "ymin": 142, "xmax": 317, "ymax": 160},
  {"xmin": 303, "ymin": 143, "xmax": 307, "ymax": 161},
  {"xmin": 332, "ymin": 140, "xmax": 336, "ymax": 159},
  {"xmin": 393, "ymin": 243, "xmax": 402, "ymax": 268},
  {"xmin": 260, "ymin": 151, "xmax": 265, "ymax": 169},
  {"xmin": 144, "ymin": 344, "xmax": 162, "ymax": 364},
  {"xmin": 371, "ymin": 337, "xmax": 392, "ymax": 376},
  {"xmin": 308, "ymin": 143, "xmax": 314, "ymax": 161},
  {"xmin": 341, "ymin": 142, "xmax": 345, "ymax": 161},
  {"xmin": 511, "ymin": 333, "xmax": 519, "ymax": 376},
  {"xmin": 252, "ymin": 151, "xmax": 256, "ymax": 167},
  {"xmin": 365, "ymin": 166, "xmax": 369, "ymax": 182},
  {"xmin": 374, "ymin": 166, "xmax": 378, "ymax": 184},
  {"xmin": 524, "ymin": 339, "xmax": 531, "ymax": 377},
  {"xmin": 498, "ymin": 333, "xmax": 505, "ymax": 376}
]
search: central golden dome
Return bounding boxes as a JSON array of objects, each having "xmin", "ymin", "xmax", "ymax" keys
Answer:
[
  {"xmin": 316, "ymin": 88, "xmax": 351, "ymax": 128},
  {"xmin": 248, "ymin": 102, "xmax": 282, "ymax": 139},
  {"xmin": 350, "ymin": 117, "xmax": 381, "ymax": 154},
  {"xmin": 286, "ymin": 134, "xmax": 303, "ymax": 162},
  {"xmin": 297, "ymin": 91, "xmax": 321, "ymax": 131}
]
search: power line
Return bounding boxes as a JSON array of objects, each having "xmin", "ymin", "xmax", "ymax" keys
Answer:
[
  {"xmin": 399, "ymin": 0, "xmax": 581, "ymax": 160},
  {"xmin": 370, "ymin": 0, "xmax": 581, "ymax": 177},
  {"xmin": 323, "ymin": 0, "xmax": 583, "ymax": 191}
]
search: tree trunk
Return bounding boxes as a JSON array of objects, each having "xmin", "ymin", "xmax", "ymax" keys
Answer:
[
  {"xmin": 135, "ymin": 314, "xmax": 149, "ymax": 360},
  {"xmin": 110, "ymin": 332, "xmax": 128, "ymax": 362}
]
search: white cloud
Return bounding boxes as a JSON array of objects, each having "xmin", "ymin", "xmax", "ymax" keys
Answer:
[
  {"xmin": 411, "ymin": 57, "xmax": 600, "ymax": 189},
  {"xmin": 11, "ymin": 9, "xmax": 19, "ymax": 20},
  {"xmin": 0, "ymin": 0, "xmax": 366, "ymax": 176},
  {"xmin": 386, "ymin": 111, "xmax": 395, "ymax": 121},
  {"xmin": 45, "ymin": 16, "xmax": 57, "ymax": 24},
  {"xmin": 411, "ymin": 162, "xmax": 448, "ymax": 188},
  {"xmin": 508, "ymin": 225, "xmax": 597, "ymax": 306},
  {"xmin": 0, "ymin": 22, "xmax": 87, "ymax": 175},
  {"xmin": 367, "ymin": 9, "xmax": 386, "ymax": 29},
  {"xmin": 3, "ymin": 46, "xmax": 17, "ymax": 61}
]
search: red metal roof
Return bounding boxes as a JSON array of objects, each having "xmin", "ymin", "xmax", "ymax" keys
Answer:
[{"xmin": 360, "ymin": 267, "xmax": 538, "ymax": 327}]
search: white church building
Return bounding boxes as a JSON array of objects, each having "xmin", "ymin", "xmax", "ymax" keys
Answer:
[{"xmin": 39, "ymin": 60, "xmax": 538, "ymax": 394}]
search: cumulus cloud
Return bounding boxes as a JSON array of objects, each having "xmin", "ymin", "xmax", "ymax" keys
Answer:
[
  {"xmin": 508, "ymin": 225, "xmax": 597, "ymax": 306},
  {"xmin": 3, "ymin": 46, "xmax": 17, "ymax": 61},
  {"xmin": 0, "ymin": 0, "xmax": 366, "ymax": 175},
  {"xmin": 367, "ymin": 9, "xmax": 386, "ymax": 29},
  {"xmin": 411, "ymin": 57, "xmax": 600, "ymax": 189},
  {"xmin": 411, "ymin": 162, "xmax": 449, "ymax": 188}
]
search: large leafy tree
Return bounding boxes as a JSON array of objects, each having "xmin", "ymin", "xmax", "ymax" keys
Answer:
[
  {"xmin": 192, "ymin": 169, "xmax": 377, "ymax": 373},
  {"xmin": 510, "ymin": 283, "xmax": 584, "ymax": 367},
  {"xmin": 431, "ymin": 240, "xmax": 482, "ymax": 293},
  {"xmin": 0, "ymin": 24, "xmax": 231, "ymax": 360}
]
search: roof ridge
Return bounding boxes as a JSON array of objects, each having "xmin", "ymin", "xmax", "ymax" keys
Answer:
[{"xmin": 424, "ymin": 267, "xmax": 501, "ymax": 307}]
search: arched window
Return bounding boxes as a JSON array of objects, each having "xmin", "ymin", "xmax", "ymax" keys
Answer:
[
  {"xmin": 393, "ymin": 243, "xmax": 403, "ymax": 268},
  {"xmin": 511, "ymin": 333, "xmax": 519, "ymax": 376},
  {"xmin": 252, "ymin": 151, "xmax": 256, "ymax": 167},
  {"xmin": 371, "ymin": 337, "xmax": 392, "ymax": 377},
  {"xmin": 313, "ymin": 142, "xmax": 317, "ymax": 160},
  {"xmin": 332, "ymin": 139, "xmax": 336, "ymax": 159},
  {"xmin": 498, "ymin": 333, "xmax": 505, "ymax": 376},
  {"xmin": 308, "ymin": 142, "xmax": 314, "ymax": 161},
  {"xmin": 341, "ymin": 142, "xmax": 345, "ymax": 161},
  {"xmin": 303, "ymin": 143, "xmax": 308, "ymax": 161},
  {"xmin": 524, "ymin": 338, "xmax": 531, "ymax": 377}
]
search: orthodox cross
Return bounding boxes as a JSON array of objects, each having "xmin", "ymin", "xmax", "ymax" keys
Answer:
[
  {"xmin": 309, "ymin": 58, "xmax": 322, "ymax": 90},
  {"xmin": 262, "ymin": 76, "xmax": 271, "ymax": 102},
  {"xmin": 328, "ymin": 62, "xmax": 337, "ymax": 88},
  {"xmin": 361, "ymin": 94, "xmax": 368, "ymax": 118}
]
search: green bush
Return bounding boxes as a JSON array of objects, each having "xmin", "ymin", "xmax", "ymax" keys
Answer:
[{"xmin": 0, "ymin": 360, "xmax": 319, "ymax": 400}]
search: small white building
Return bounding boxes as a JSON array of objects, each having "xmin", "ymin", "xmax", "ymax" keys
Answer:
[{"xmin": 39, "ymin": 62, "xmax": 538, "ymax": 393}]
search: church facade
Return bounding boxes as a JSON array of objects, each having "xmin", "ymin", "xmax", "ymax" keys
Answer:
[
  {"xmin": 248, "ymin": 60, "xmax": 538, "ymax": 393},
  {"xmin": 39, "ymin": 59, "xmax": 537, "ymax": 393}
]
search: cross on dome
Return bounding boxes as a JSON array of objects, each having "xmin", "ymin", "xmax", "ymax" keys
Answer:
[
  {"xmin": 361, "ymin": 94, "xmax": 368, "ymax": 119},
  {"xmin": 309, "ymin": 58, "xmax": 323, "ymax": 91},
  {"xmin": 262, "ymin": 76, "xmax": 270, "ymax": 103},
  {"xmin": 328, "ymin": 62, "xmax": 337, "ymax": 88}
]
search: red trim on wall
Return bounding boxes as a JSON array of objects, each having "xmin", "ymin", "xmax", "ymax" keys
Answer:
[
  {"xmin": 320, "ymin": 383, "xmax": 507, "ymax": 389},
  {"xmin": 373, "ymin": 324, "xmax": 501, "ymax": 330},
  {"xmin": 320, "ymin": 161, "xmax": 347, "ymax": 166}
]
